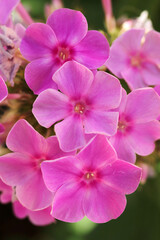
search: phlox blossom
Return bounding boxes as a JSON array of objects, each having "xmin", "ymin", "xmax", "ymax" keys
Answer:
[
  {"xmin": 109, "ymin": 88, "xmax": 160, "ymax": 163},
  {"xmin": 41, "ymin": 135, "xmax": 141, "ymax": 223},
  {"xmin": 33, "ymin": 61, "xmax": 122, "ymax": 152},
  {"xmin": 0, "ymin": 119, "xmax": 74, "ymax": 210},
  {"xmin": 106, "ymin": 29, "xmax": 160, "ymax": 89},
  {"xmin": 20, "ymin": 8, "xmax": 109, "ymax": 94}
]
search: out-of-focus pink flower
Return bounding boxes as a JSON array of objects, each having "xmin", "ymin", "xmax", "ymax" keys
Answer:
[
  {"xmin": 45, "ymin": 0, "xmax": 63, "ymax": 19},
  {"xmin": 109, "ymin": 88, "xmax": 160, "ymax": 163},
  {"xmin": 41, "ymin": 135, "xmax": 141, "ymax": 223},
  {"xmin": 0, "ymin": 119, "xmax": 74, "ymax": 210},
  {"xmin": 0, "ymin": 178, "xmax": 12, "ymax": 203},
  {"xmin": 0, "ymin": 0, "xmax": 20, "ymax": 26},
  {"xmin": 101, "ymin": 0, "xmax": 116, "ymax": 33},
  {"xmin": 106, "ymin": 29, "xmax": 160, "ymax": 89},
  {"xmin": 0, "ymin": 76, "xmax": 8, "ymax": 102},
  {"xmin": 138, "ymin": 162, "xmax": 155, "ymax": 184},
  {"xmin": 33, "ymin": 61, "xmax": 121, "ymax": 152},
  {"xmin": 13, "ymin": 201, "xmax": 54, "ymax": 226},
  {"xmin": 120, "ymin": 11, "xmax": 153, "ymax": 34},
  {"xmin": 20, "ymin": 8, "xmax": 109, "ymax": 94},
  {"xmin": 0, "ymin": 178, "xmax": 54, "ymax": 226}
]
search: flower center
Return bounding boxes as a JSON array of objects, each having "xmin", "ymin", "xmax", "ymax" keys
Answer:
[
  {"xmin": 74, "ymin": 102, "xmax": 85, "ymax": 114},
  {"xmin": 58, "ymin": 47, "xmax": 70, "ymax": 61},
  {"xmin": 130, "ymin": 55, "xmax": 142, "ymax": 67},
  {"xmin": 118, "ymin": 121, "xmax": 127, "ymax": 132},
  {"xmin": 84, "ymin": 172, "xmax": 95, "ymax": 180}
]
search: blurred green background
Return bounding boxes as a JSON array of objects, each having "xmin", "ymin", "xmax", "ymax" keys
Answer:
[{"xmin": 1, "ymin": 0, "xmax": 160, "ymax": 240}]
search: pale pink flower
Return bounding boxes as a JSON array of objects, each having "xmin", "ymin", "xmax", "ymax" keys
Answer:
[
  {"xmin": 41, "ymin": 135, "xmax": 141, "ymax": 223},
  {"xmin": 33, "ymin": 61, "xmax": 122, "ymax": 152},
  {"xmin": 20, "ymin": 8, "xmax": 109, "ymax": 94},
  {"xmin": 106, "ymin": 29, "xmax": 160, "ymax": 89},
  {"xmin": 0, "ymin": 119, "xmax": 74, "ymax": 210},
  {"xmin": 109, "ymin": 88, "xmax": 160, "ymax": 163}
]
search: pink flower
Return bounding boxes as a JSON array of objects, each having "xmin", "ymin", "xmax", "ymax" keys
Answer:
[
  {"xmin": 0, "ymin": 178, "xmax": 12, "ymax": 203},
  {"xmin": 0, "ymin": 0, "xmax": 20, "ymax": 26},
  {"xmin": 0, "ymin": 178, "xmax": 54, "ymax": 226},
  {"xmin": 41, "ymin": 135, "xmax": 141, "ymax": 223},
  {"xmin": 109, "ymin": 88, "xmax": 160, "ymax": 163},
  {"xmin": 20, "ymin": 8, "xmax": 109, "ymax": 94},
  {"xmin": 0, "ymin": 119, "xmax": 74, "ymax": 210},
  {"xmin": 105, "ymin": 29, "xmax": 160, "ymax": 89},
  {"xmin": 13, "ymin": 201, "xmax": 54, "ymax": 226},
  {"xmin": 33, "ymin": 61, "xmax": 122, "ymax": 152},
  {"xmin": 0, "ymin": 76, "xmax": 8, "ymax": 102}
]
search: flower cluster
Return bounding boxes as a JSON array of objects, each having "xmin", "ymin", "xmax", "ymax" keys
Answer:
[{"xmin": 0, "ymin": 0, "xmax": 160, "ymax": 226}]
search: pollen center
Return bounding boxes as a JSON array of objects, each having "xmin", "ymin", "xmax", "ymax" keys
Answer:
[
  {"xmin": 74, "ymin": 103, "xmax": 85, "ymax": 114},
  {"xmin": 84, "ymin": 172, "xmax": 95, "ymax": 180},
  {"xmin": 131, "ymin": 56, "xmax": 142, "ymax": 67},
  {"xmin": 118, "ymin": 121, "xmax": 127, "ymax": 132},
  {"xmin": 58, "ymin": 47, "xmax": 70, "ymax": 61}
]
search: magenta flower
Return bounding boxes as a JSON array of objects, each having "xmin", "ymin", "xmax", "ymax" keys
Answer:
[
  {"xmin": 20, "ymin": 8, "xmax": 109, "ymax": 94},
  {"xmin": 105, "ymin": 29, "xmax": 160, "ymax": 89},
  {"xmin": 109, "ymin": 88, "xmax": 160, "ymax": 163},
  {"xmin": 41, "ymin": 135, "xmax": 141, "ymax": 223},
  {"xmin": 33, "ymin": 61, "xmax": 122, "ymax": 152},
  {"xmin": 0, "ymin": 119, "xmax": 74, "ymax": 210}
]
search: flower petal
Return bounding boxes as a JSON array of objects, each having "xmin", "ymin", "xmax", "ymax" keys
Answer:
[
  {"xmin": 55, "ymin": 115, "xmax": 86, "ymax": 152},
  {"xmin": 41, "ymin": 156, "xmax": 82, "ymax": 192},
  {"xmin": 0, "ymin": 153, "xmax": 33, "ymax": 186},
  {"xmin": 0, "ymin": 76, "xmax": 8, "ymax": 102},
  {"xmin": 121, "ymin": 67, "xmax": 146, "ymax": 90},
  {"xmin": 73, "ymin": 30, "xmax": 109, "ymax": 68},
  {"xmin": 124, "ymin": 88, "xmax": 160, "ymax": 123},
  {"xmin": 84, "ymin": 110, "xmax": 119, "ymax": 136},
  {"xmin": 47, "ymin": 8, "xmax": 88, "ymax": 46},
  {"xmin": 83, "ymin": 182, "xmax": 126, "ymax": 223},
  {"xmin": 109, "ymin": 134, "xmax": 136, "ymax": 163},
  {"xmin": 45, "ymin": 136, "xmax": 75, "ymax": 160},
  {"xmin": 53, "ymin": 61, "xmax": 93, "ymax": 99},
  {"xmin": 100, "ymin": 160, "xmax": 141, "ymax": 194},
  {"xmin": 86, "ymin": 71, "xmax": 122, "ymax": 109},
  {"xmin": 6, "ymin": 119, "xmax": 47, "ymax": 158},
  {"xmin": 25, "ymin": 58, "xmax": 59, "ymax": 94},
  {"xmin": 0, "ymin": 0, "xmax": 20, "ymax": 25},
  {"xmin": 13, "ymin": 201, "xmax": 28, "ymax": 219},
  {"xmin": 28, "ymin": 206, "xmax": 54, "ymax": 226},
  {"xmin": 77, "ymin": 135, "xmax": 117, "ymax": 170},
  {"xmin": 32, "ymin": 89, "xmax": 71, "ymax": 128},
  {"xmin": 16, "ymin": 170, "xmax": 53, "ymax": 210},
  {"xmin": 20, "ymin": 23, "xmax": 58, "ymax": 61},
  {"xmin": 141, "ymin": 30, "xmax": 160, "ymax": 64},
  {"xmin": 141, "ymin": 62, "xmax": 160, "ymax": 85},
  {"xmin": 127, "ymin": 120, "xmax": 160, "ymax": 156},
  {"xmin": 51, "ymin": 182, "xmax": 85, "ymax": 222}
]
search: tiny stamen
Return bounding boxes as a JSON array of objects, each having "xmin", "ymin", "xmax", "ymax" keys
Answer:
[
  {"xmin": 74, "ymin": 103, "xmax": 85, "ymax": 114},
  {"xmin": 84, "ymin": 172, "xmax": 95, "ymax": 180}
]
